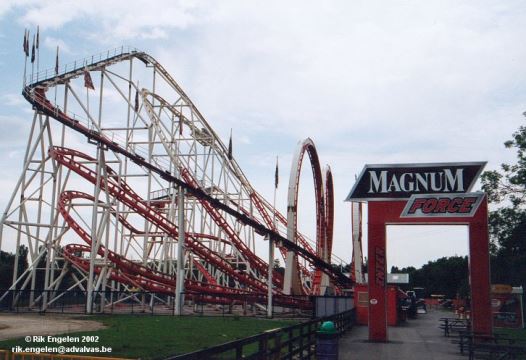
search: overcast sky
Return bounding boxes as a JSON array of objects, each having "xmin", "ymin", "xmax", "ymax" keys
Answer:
[{"xmin": 0, "ymin": 1, "xmax": 525, "ymax": 269}]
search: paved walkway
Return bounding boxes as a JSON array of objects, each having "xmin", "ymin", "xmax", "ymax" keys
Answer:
[
  {"xmin": 339, "ymin": 309, "xmax": 464, "ymax": 359},
  {"xmin": 0, "ymin": 313, "xmax": 105, "ymax": 341}
]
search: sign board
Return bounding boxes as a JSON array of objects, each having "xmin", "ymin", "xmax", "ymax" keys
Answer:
[
  {"xmin": 387, "ymin": 273, "xmax": 409, "ymax": 284},
  {"xmin": 492, "ymin": 284, "xmax": 513, "ymax": 294},
  {"xmin": 346, "ymin": 162, "xmax": 485, "ymax": 201},
  {"xmin": 400, "ymin": 193, "xmax": 485, "ymax": 218},
  {"xmin": 492, "ymin": 292, "xmax": 524, "ymax": 329}
]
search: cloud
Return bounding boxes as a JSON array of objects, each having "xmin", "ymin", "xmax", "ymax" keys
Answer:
[
  {"xmin": 43, "ymin": 36, "xmax": 71, "ymax": 53},
  {"xmin": 1, "ymin": 93, "xmax": 25, "ymax": 107},
  {"xmin": 0, "ymin": 0, "xmax": 29, "ymax": 18},
  {"xmin": 142, "ymin": 0, "xmax": 526, "ymax": 163},
  {"xmin": 0, "ymin": 115, "xmax": 31, "ymax": 148},
  {"xmin": 2, "ymin": 0, "xmax": 526, "ymax": 266},
  {"xmin": 10, "ymin": 0, "xmax": 208, "ymax": 41}
]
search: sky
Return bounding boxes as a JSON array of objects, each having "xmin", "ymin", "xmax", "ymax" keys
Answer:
[{"xmin": 0, "ymin": 0, "xmax": 525, "ymax": 269}]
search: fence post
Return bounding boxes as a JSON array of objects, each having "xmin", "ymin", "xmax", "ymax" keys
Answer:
[
  {"xmin": 260, "ymin": 333, "xmax": 269, "ymax": 359},
  {"xmin": 151, "ymin": 292, "xmax": 154, "ymax": 315},
  {"xmin": 273, "ymin": 330, "xmax": 282, "ymax": 360},
  {"xmin": 468, "ymin": 334, "xmax": 473, "ymax": 360},
  {"xmin": 299, "ymin": 323, "xmax": 305, "ymax": 356},
  {"xmin": 288, "ymin": 327, "xmax": 294, "ymax": 357},
  {"xmin": 235, "ymin": 343, "xmax": 243, "ymax": 360},
  {"xmin": 307, "ymin": 321, "xmax": 315, "ymax": 359}
]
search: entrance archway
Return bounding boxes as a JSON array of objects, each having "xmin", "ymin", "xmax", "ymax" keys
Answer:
[{"xmin": 347, "ymin": 162, "xmax": 491, "ymax": 342}]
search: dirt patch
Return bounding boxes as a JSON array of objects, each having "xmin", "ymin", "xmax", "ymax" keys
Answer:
[{"xmin": 0, "ymin": 314, "xmax": 105, "ymax": 341}]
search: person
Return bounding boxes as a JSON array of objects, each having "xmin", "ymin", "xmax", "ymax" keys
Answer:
[{"xmin": 408, "ymin": 293, "xmax": 417, "ymax": 318}]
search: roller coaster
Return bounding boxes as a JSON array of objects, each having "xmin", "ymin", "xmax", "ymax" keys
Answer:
[{"xmin": 0, "ymin": 47, "xmax": 351, "ymax": 313}]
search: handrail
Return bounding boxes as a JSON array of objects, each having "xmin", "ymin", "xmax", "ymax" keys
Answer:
[
  {"xmin": 26, "ymin": 46, "xmax": 138, "ymax": 85},
  {"xmin": 453, "ymin": 330, "xmax": 526, "ymax": 359},
  {"xmin": 163, "ymin": 309, "xmax": 355, "ymax": 360}
]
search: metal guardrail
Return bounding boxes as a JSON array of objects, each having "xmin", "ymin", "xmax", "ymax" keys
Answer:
[
  {"xmin": 439, "ymin": 317, "xmax": 470, "ymax": 337},
  {"xmin": 0, "ymin": 289, "xmax": 314, "ymax": 317},
  {"xmin": 445, "ymin": 327, "xmax": 526, "ymax": 360},
  {"xmin": 163, "ymin": 309, "xmax": 355, "ymax": 360},
  {"xmin": 26, "ymin": 46, "xmax": 138, "ymax": 85}
]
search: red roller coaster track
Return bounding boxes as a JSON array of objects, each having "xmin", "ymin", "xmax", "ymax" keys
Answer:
[
  {"xmin": 51, "ymin": 147, "xmax": 271, "ymax": 293},
  {"xmin": 17, "ymin": 49, "xmax": 351, "ymax": 307},
  {"xmin": 283, "ymin": 138, "xmax": 336, "ymax": 295}
]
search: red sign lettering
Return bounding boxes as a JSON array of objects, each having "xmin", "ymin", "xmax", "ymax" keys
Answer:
[
  {"xmin": 375, "ymin": 247, "xmax": 385, "ymax": 287},
  {"xmin": 401, "ymin": 193, "xmax": 484, "ymax": 218}
]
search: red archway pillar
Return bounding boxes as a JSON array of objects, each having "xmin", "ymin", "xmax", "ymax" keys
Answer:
[
  {"xmin": 367, "ymin": 219, "xmax": 387, "ymax": 341},
  {"xmin": 367, "ymin": 198, "xmax": 492, "ymax": 342},
  {"xmin": 468, "ymin": 199, "xmax": 492, "ymax": 336}
]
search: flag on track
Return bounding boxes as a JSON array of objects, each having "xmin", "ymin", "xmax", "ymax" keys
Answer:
[
  {"xmin": 36, "ymin": 26, "xmax": 39, "ymax": 49},
  {"xmin": 134, "ymin": 89, "xmax": 139, "ymax": 112},
  {"xmin": 84, "ymin": 70, "xmax": 95, "ymax": 90},
  {"xmin": 23, "ymin": 30, "xmax": 29, "ymax": 56},
  {"xmin": 179, "ymin": 113, "xmax": 183, "ymax": 135},
  {"xmin": 275, "ymin": 157, "xmax": 279, "ymax": 189},
  {"xmin": 55, "ymin": 46, "xmax": 59, "ymax": 74},
  {"xmin": 31, "ymin": 35, "xmax": 35, "ymax": 63},
  {"xmin": 227, "ymin": 129, "xmax": 233, "ymax": 160}
]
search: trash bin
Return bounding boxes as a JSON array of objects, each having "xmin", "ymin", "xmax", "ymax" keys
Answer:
[{"xmin": 316, "ymin": 321, "xmax": 339, "ymax": 360}]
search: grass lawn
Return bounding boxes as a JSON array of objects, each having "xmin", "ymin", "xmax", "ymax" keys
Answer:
[
  {"xmin": 0, "ymin": 315, "xmax": 299, "ymax": 359},
  {"xmin": 496, "ymin": 327, "xmax": 526, "ymax": 342}
]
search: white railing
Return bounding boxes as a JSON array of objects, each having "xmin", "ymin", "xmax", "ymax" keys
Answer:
[{"xmin": 26, "ymin": 46, "xmax": 139, "ymax": 85}]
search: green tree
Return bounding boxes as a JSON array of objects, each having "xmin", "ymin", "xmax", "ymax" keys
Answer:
[
  {"xmin": 481, "ymin": 122, "xmax": 526, "ymax": 290},
  {"xmin": 392, "ymin": 257, "xmax": 468, "ymax": 298},
  {"xmin": 0, "ymin": 245, "xmax": 28, "ymax": 289}
]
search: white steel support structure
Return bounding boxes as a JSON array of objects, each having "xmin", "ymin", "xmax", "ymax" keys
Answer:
[
  {"xmin": 351, "ymin": 202, "xmax": 364, "ymax": 284},
  {"xmin": 0, "ymin": 47, "xmax": 344, "ymax": 314},
  {"xmin": 175, "ymin": 184, "xmax": 185, "ymax": 315}
]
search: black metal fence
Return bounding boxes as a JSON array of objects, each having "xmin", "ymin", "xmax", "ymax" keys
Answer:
[
  {"xmin": 439, "ymin": 317, "xmax": 526, "ymax": 359},
  {"xmin": 0, "ymin": 289, "xmax": 318, "ymax": 318},
  {"xmin": 162, "ymin": 309, "xmax": 356, "ymax": 360},
  {"xmin": 455, "ymin": 331, "xmax": 526, "ymax": 360},
  {"xmin": 0, "ymin": 289, "xmax": 88, "ymax": 314}
]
